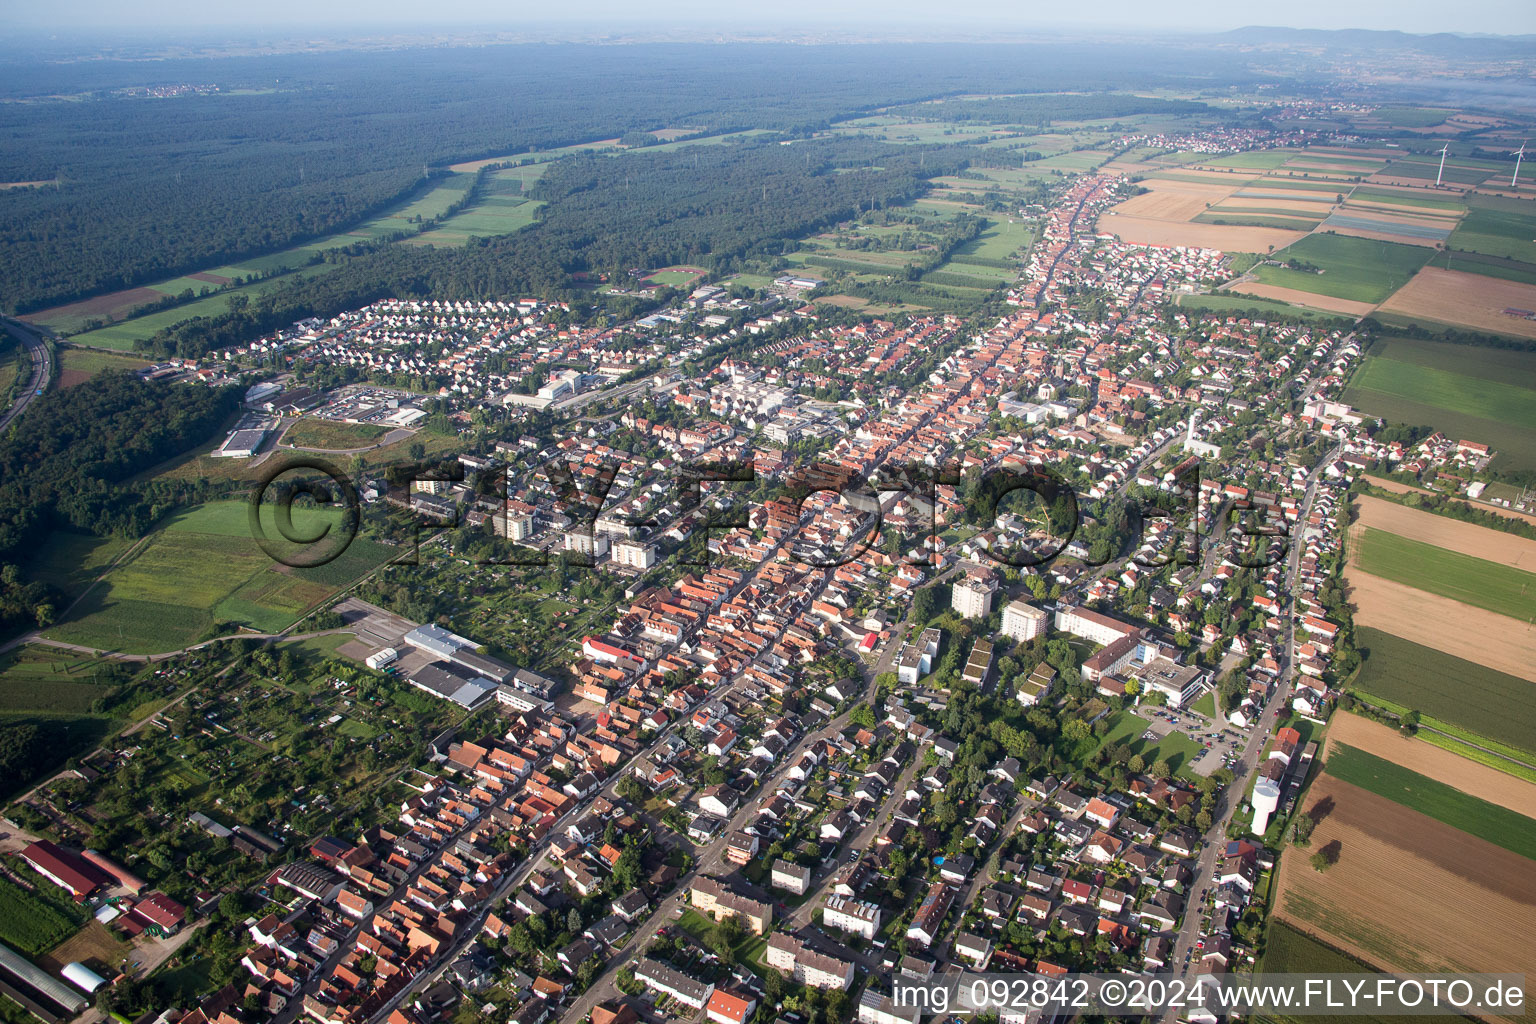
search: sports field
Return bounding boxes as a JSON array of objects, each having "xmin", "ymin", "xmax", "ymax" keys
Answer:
[
  {"xmin": 1353, "ymin": 527, "xmax": 1536, "ymax": 623},
  {"xmin": 1251, "ymin": 233, "xmax": 1432, "ymax": 304},
  {"xmin": 41, "ymin": 501, "xmax": 398, "ymax": 653}
]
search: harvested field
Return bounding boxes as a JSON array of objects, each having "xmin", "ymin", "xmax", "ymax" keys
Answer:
[
  {"xmin": 1273, "ymin": 774, "xmax": 1536, "ymax": 1008},
  {"xmin": 1324, "ymin": 712, "xmax": 1536, "ymax": 816},
  {"xmin": 1364, "ymin": 474, "xmax": 1536, "ymax": 526},
  {"xmin": 1212, "ymin": 196, "xmax": 1337, "ymax": 216},
  {"xmin": 22, "ymin": 286, "xmax": 164, "ymax": 330},
  {"xmin": 1096, "ymin": 214, "xmax": 1305, "ymax": 251},
  {"xmin": 1354, "ymin": 493, "xmax": 1536, "ymax": 569},
  {"xmin": 1379, "ymin": 266, "xmax": 1536, "ymax": 339},
  {"xmin": 1108, "ymin": 180, "xmax": 1241, "ymax": 222},
  {"xmin": 1344, "ymin": 565, "xmax": 1536, "ymax": 682},
  {"xmin": 1228, "ymin": 283, "xmax": 1377, "ymax": 316},
  {"xmin": 1324, "ymin": 225, "xmax": 1440, "ymax": 247}
]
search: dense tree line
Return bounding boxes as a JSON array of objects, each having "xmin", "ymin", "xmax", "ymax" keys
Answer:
[
  {"xmin": 0, "ymin": 42, "xmax": 1263, "ymax": 313},
  {"xmin": 140, "ymin": 137, "xmax": 970, "ymax": 358},
  {"xmin": 0, "ymin": 373, "xmax": 239, "ymax": 564}
]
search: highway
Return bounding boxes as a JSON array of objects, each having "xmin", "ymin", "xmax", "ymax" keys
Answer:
[{"xmin": 0, "ymin": 318, "xmax": 52, "ymax": 434}]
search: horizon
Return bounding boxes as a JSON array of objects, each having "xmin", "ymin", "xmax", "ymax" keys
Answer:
[{"xmin": 3, "ymin": 2, "xmax": 1535, "ymax": 41}]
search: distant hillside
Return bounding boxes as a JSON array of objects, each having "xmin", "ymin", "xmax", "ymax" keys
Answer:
[{"xmin": 1221, "ymin": 26, "xmax": 1536, "ymax": 57}]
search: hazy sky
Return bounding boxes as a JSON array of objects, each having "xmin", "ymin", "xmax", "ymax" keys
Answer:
[{"xmin": 4, "ymin": 0, "xmax": 1535, "ymax": 36}]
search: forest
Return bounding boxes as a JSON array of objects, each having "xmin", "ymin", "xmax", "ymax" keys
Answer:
[
  {"xmin": 140, "ymin": 136, "xmax": 971, "ymax": 358},
  {"xmin": 0, "ymin": 42, "xmax": 1260, "ymax": 313},
  {"xmin": 0, "ymin": 373, "xmax": 239, "ymax": 576}
]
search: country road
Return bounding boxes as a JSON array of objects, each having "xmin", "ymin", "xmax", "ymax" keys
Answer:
[{"xmin": 0, "ymin": 317, "xmax": 53, "ymax": 434}]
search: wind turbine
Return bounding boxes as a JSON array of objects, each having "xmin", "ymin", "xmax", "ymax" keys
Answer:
[
  {"xmin": 1514, "ymin": 142, "xmax": 1528, "ymax": 188},
  {"xmin": 1435, "ymin": 144, "xmax": 1449, "ymax": 187}
]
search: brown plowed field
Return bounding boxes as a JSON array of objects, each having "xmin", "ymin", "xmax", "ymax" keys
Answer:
[
  {"xmin": 1097, "ymin": 215, "xmax": 1306, "ymax": 251},
  {"xmin": 1380, "ymin": 267, "xmax": 1536, "ymax": 339},
  {"xmin": 1109, "ymin": 181, "xmax": 1242, "ymax": 222},
  {"xmin": 1343, "ymin": 566, "xmax": 1536, "ymax": 682},
  {"xmin": 1353, "ymin": 493, "xmax": 1536, "ymax": 570},
  {"xmin": 1274, "ymin": 775, "xmax": 1536, "ymax": 1019},
  {"xmin": 1324, "ymin": 712, "xmax": 1536, "ymax": 815}
]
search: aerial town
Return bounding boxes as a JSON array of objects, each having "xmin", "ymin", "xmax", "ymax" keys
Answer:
[{"xmin": 3, "ymin": 29, "xmax": 1535, "ymax": 1024}]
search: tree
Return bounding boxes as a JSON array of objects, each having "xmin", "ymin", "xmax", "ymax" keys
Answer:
[
  {"xmin": 1291, "ymin": 812, "xmax": 1316, "ymax": 847},
  {"xmin": 1151, "ymin": 758, "xmax": 1171, "ymax": 780},
  {"xmin": 1310, "ymin": 850, "xmax": 1332, "ymax": 872},
  {"xmin": 566, "ymin": 907, "xmax": 583, "ymax": 934}
]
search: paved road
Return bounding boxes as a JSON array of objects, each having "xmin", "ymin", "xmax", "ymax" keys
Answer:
[
  {"xmin": 1158, "ymin": 444, "xmax": 1337, "ymax": 1019},
  {"xmin": 0, "ymin": 318, "xmax": 52, "ymax": 434}
]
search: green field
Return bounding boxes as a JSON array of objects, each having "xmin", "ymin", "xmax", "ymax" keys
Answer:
[
  {"xmin": 1433, "ymin": 248, "xmax": 1536, "ymax": 286},
  {"xmin": 1362, "ymin": 335, "xmax": 1536, "ymax": 390},
  {"xmin": 1253, "ymin": 234, "xmax": 1432, "ymax": 303},
  {"xmin": 1353, "ymin": 627, "xmax": 1536, "ymax": 754},
  {"xmin": 1325, "ymin": 742, "xmax": 1536, "ymax": 860},
  {"xmin": 1179, "ymin": 292, "xmax": 1356, "ymax": 323},
  {"xmin": 1350, "ymin": 187, "xmax": 1464, "ymax": 212},
  {"xmin": 22, "ymin": 530, "xmax": 136, "ymax": 600},
  {"xmin": 1354, "ymin": 527, "xmax": 1536, "ymax": 622},
  {"xmin": 42, "ymin": 501, "xmax": 398, "ymax": 653},
  {"xmin": 1345, "ymin": 349, "xmax": 1536, "ymax": 424},
  {"xmin": 0, "ymin": 874, "xmax": 81, "ymax": 956},
  {"xmin": 57, "ymin": 347, "xmax": 153, "ymax": 378},
  {"xmin": 67, "ymin": 264, "xmax": 341, "ymax": 351},
  {"xmin": 1258, "ymin": 923, "xmax": 1426, "ymax": 1024},
  {"xmin": 1448, "ymin": 198, "xmax": 1536, "ymax": 264},
  {"xmin": 1197, "ymin": 213, "xmax": 1322, "ymax": 231},
  {"xmin": 0, "ymin": 648, "xmax": 120, "ymax": 717},
  {"xmin": 282, "ymin": 419, "xmax": 391, "ymax": 450}
]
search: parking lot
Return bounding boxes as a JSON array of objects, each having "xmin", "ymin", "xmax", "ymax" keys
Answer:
[{"xmin": 1136, "ymin": 698, "xmax": 1248, "ymax": 776}]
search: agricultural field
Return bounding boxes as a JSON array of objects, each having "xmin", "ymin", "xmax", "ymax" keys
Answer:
[
  {"xmin": 1324, "ymin": 740, "xmax": 1536, "ymax": 859},
  {"xmin": 1341, "ymin": 336, "xmax": 1536, "ymax": 472},
  {"xmin": 55, "ymin": 346, "xmax": 153, "ymax": 387},
  {"xmin": 1352, "ymin": 492, "xmax": 1536, "ymax": 568},
  {"xmin": 1249, "ymin": 233, "xmax": 1432, "ymax": 304},
  {"xmin": 1352, "ymin": 526, "xmax": 1536, "ymax": 622},
  {"xmin": 281, "ymin": 418, "xmax": 392, "ymax": 450},
  {"xmin": 1378, "ymin": 266, "xmax": 1536, "ymax": 341},
  {"xmin": 1345, "ymin": 565, "xmax": 1536, "ymax": 683},
  {"xmin": 1345, "ymin": 347, "xmax": 1536, "ymax": 427},
  {"xmin": 0, "ymin": 648, "xmax": 123, "ymax": 718},
  {"xmin": 1175, "ymin": 293, "xmax": 1354, "ymax": 322},
  {"xmin": 1272, "ymin": 772, "xmax": 1536, "ymax": 986},
  {"xmin": 1449, "ymin": 194, "xmax": 1536, "ymax": 264},
  {"xmin": 40, "ymin": 501, "xmax": 399, "ymax": 653},
  {"xmin": 0, "ymin": 873, "xmax": 83, "ymax": 957},
  {"xmin": 1258, "ymin": 924, "xmax": 1427, "ymax": 1024}
]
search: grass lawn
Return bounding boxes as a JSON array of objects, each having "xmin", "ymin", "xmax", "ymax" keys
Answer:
[
  {"xmin": 1093, "ymin": 711, "xmax": 1205, "ymax": 776},
  {"xmin": 1325, "ymin": 743, "xmax": 1536, "ymax": 860},
  {"xmin": 1345, "ymin": 351, "xmax": 1536, "ymax": 425},
  {"xmin": 1354, "ymin": 527, "xmax": 1536, "ymax": 622},
  {"xmin": 1253, "ymin": 233, "xmax": 1432, "ymax": 304},
  {"xmin": 282, "ymin": 419, "xmax": 391, "ymax": 450},
  {"xmin": 1190, "ymin": 690, "xmax": 1217, "ymax": 720},
  {"xmin": 1352, "ymin": 627, "xmax": 1536, "ymax": 756}
]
